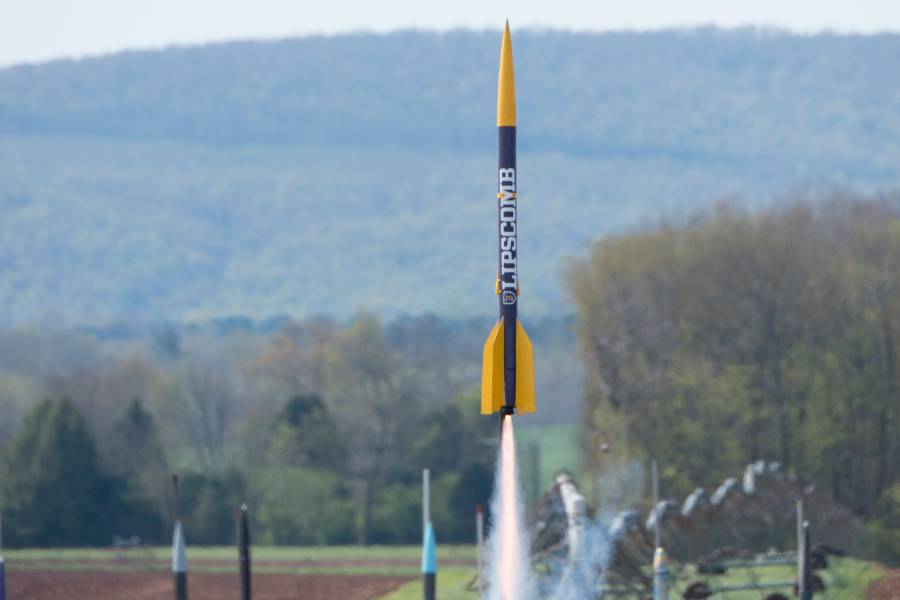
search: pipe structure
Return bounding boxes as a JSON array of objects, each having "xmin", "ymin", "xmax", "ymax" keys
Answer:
[
  {"xmin": 533, "ymin": 460, "xmax": 860, "ymax": 597},
  {"xmin": 554, "ymin": 472, "xmax": 594, "ymax": 595},
  {"xmin": 555, "ymin": 473, "xmax": 588, "ymax": 560}
]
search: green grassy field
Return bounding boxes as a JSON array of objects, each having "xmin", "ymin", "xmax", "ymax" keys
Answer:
[
  {"xmin": 665, "ymin": 557, "xmax": 885, "ymax": 599},
  {"xmin": 516, "ymin": 423, "xmax": 584, "ymax": 496},
  {"xmin": 386, "ymin": 557, "xmax": 885, "ymax": 599},
  {"xmin": 381, "ymin": 567, "xmax": 477, "ymax": 600},
  {"xmin": 4, "ymin": 544, "xmax": 475, "ymax": 562},
  {"xmin": 3, "ymin": 545, "xmax": 477, "ymax": 577},
  {"xmin": 383, "ymin": 556, "xmax": 885, "ymax": 599},
  {"xmin": 3, "ymin": 546, "xmax": 886, "ymax": 598}
]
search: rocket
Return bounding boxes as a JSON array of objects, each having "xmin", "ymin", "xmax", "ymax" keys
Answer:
[{"xmin": 482, "ymin": 22, "xmax": 536, "ymax": 416}]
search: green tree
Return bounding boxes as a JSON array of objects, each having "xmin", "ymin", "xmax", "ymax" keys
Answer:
[
  {"xmin": 176, "ymin": 470, "xmax": 245, "ymax": 545},
  {"xmin": 447, "ymin": 461, "xmax": 493, "ymax": 541},
  {"xmin": 568, "ymin": 197, "xmax": 900, "ymax": 542},
  {"xmin": 866, "ymin": 483, "xmax": 900, "ymax": 565},
  {"xmin": 250, "ymin": 467, "xmax": 354, "ymax": 545},
  {"xmin": 266, "ymin": 394, "xmax": 344, "ymax": 470},
  {"xmin": 0, "ymin": 397, "xmax": 117, "ymax": 545},
  {"xmin": 323, "ymin": 313, "xmax": 423, "ymax": 545},
  {"xmin": 106, "ymin": 397, "xmax": 168, "ymax": 540}
]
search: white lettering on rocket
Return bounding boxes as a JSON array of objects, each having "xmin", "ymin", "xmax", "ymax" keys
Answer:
[{"xmin": 498, "ymin": 168, "xmax": 517, "ymax": 292}]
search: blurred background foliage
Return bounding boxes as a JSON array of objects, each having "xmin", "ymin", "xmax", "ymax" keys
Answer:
[
  {"xmin": 3, "ymin": 30, "xmax": 900, "ymax": 322},
  {"xmin": 571, "ymin": 197, "xmax": 900, "ymax": 562},
  {"xmin": 0, "ymin": 29, "xmax": 898, "ymax": 565},
  {"xmin": 0, "ymin": 196, "xmax": 896, "ymax": 563}
]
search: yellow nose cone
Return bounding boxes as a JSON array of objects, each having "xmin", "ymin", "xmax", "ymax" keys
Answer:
[{"xmin": 497, "ymin": 21, "xmax": 516, "ymax": 127}]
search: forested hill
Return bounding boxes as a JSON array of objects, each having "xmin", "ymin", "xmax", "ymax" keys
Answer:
[{"xmin": 2, "ymin": 29, "xmax": 900, "ymax": 324}]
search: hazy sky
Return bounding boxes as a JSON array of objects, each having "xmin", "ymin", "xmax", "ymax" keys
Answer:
[{"xmin": 4, "ymin": 0, "xmax": 900, "ymax": 67}]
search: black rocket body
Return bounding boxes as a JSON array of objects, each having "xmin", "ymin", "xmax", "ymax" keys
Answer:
[
  {"xmin": 482, "ymin": 22, "xmax": 535, "ymax": 416},
  {"xmin": 498, "ymin": 126, "xmax": 518, "ymax": 413}
]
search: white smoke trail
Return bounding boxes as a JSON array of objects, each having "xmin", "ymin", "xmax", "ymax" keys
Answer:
[
  {"xmin": 484, "ymin": 415, "xmax": 535, "ymax": 600},
  {"xmin": 544, "ymin": 519, "xmax": 617, "ymax": 599},
  {"xmin": 540, "ymin": 461, "xmax": 643, "ymax": 600},
  {"xmin": 482, "ymin": 428, "xmax": 637, "ymax": 599}
]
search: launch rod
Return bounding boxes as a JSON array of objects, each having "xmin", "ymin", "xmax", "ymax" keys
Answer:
[
  {"xmin": 796, "ymin": 501, "xmax": 806, "ymax": 599},
  {"xmin": 475, "ymin": 504, "xmax": 484, "ymax": 596},
  {"xmin": 652, "ymin": 548, "xmax": 669, "ymax": 600},
  {"xmin": 171, "ymin": 475, "xmax": 187, "ymax": 600},
  {"xmin": 172, "ymin": 521, "xmax": 188, "ymax": 600},
  {"xmin": 800, "ymin": 516, "xmax": 812, "ymax": 600},
  {"xmin": 421, "ymin": 469, "xmax": 435, "ymax": 600},
  {"xmin": 238, "ymin": 504, "xmax": 251, "ymax": 600},
  {"xmin": 423, "ymin": 469, "xmax": 430, "ymax": 536},
  {"xmin": 0, "ymin": 512, "xmax": 5, "ymax": 600},
  {"xmin": 421, "ymin": 522, "xmax": 436, "ymax": 600},
  {"xmin": 652, "ymin": 460, "xmax": 660, "ymax": 549},
  {"xmin": 173, "ymin": 474, "xmax": 180, "ymax": 522},
  {"xmin": 802, "ymin": 522, "xmax": 812, "ymax": 600}
]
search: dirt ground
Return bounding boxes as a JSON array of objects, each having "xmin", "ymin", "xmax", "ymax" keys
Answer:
[
  {"xmin": 868, "ymin": 569, "xmax": 900, "ymax": 600},
  {"xmin": 5, "ymin": 570, "xmax": 412, "ymax": 600},
  {"xmin": 10, "ymin": 556, "xmax": 475, "ymax": 570}
]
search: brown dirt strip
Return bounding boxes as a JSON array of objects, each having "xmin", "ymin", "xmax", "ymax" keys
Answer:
[
  {"xmin": 7, "ymin": 550, "xmax": 478, "ymax": 570},
  {"xmin": 868, "ymin": 568, "xmax": 900, "ymax": 600},
  {"xmin": 6, "ymin": 570, "xmax": 412, "ymax": 600},
  {"xmin": 10, "ymin": 557, "xmax": 477, "ymax": 570}
]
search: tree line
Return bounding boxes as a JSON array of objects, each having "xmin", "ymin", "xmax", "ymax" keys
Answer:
[
  {"xmin": 0, "ymin": 193, "xmax": 897, "ymax": 562},
  {"xmin": 569, "ymin": 193, "xmax": 899, "ymax": 561},
  {"xmin": 0, "ymin": 315, "xmax": 500, "ymax": 547}
]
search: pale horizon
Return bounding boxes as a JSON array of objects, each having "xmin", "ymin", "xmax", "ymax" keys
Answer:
[{"xmin": 4, "ymin": 0, "xmax": 900, "ymax": 68}]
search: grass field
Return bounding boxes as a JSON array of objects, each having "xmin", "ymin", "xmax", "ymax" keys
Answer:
[
  {"xmin": 516, "ymin": 423, "xmax": 585, "ymax": 495},
  {"xmin": 5, "ymin": 544, "xmax": 476, "ymax": 562},
  {"xmin": 381, "ymin": 567, "xmax": 477, "ymax": 600},
  {"xmin": 382, "ymin": 556, "xmax": 885, "ymax": 598},
  {"xmin": 4, "ymin": 545, "xmax": 477, "ymax": 577},
  {"xmin": 666, "ymin": 557, "xmax": 885, "ymax": 599},
  {"xmin": 3, "ymin": 546, "xmax": 887, "ymax": 598}
]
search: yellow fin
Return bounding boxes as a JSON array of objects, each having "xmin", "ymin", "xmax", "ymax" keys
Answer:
[
  {"xmin": 481, "ymin": 319, "xmax": 505, "ymax": 414},
  {"xmin": 515, "ymin": 321, "xmax": 535, "ymax": 413}
]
